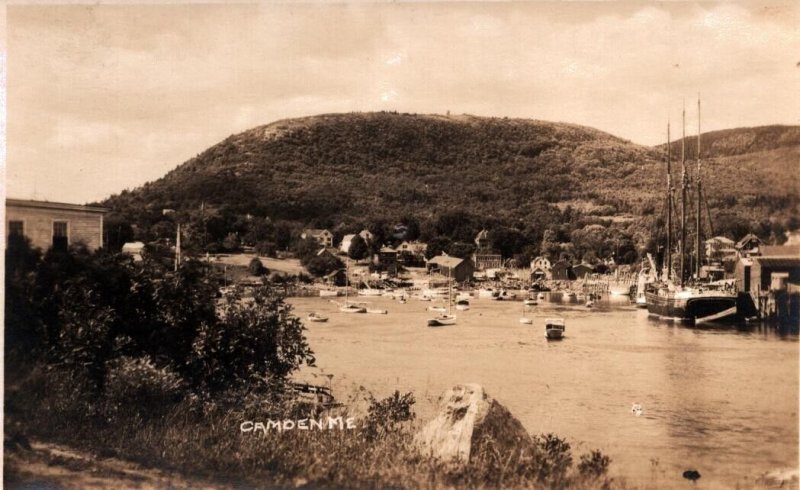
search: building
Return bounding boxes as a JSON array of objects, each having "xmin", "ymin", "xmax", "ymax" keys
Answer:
[
  {"xmin": 301, "ymin": 228, "xmax": 333, "ymax": 248},
  {"xmin": 474, "ymin": 229, "xmax": 490, "ymax": 248},
  {"xmin": 427, "ymin": 255, "xmax": 475, "ymax": 283},
  {"xmin": 397, "ymin": 240, "xmax": 427, "ymax": 256},
  {"xmin": 704, "ymin": 236, "xmax": 736, "ymax": 262},
  {"xmin": 472, "ymin": 251, "xmax": 503, "ymax": 270},
  {"xmin": 572, "ymin": 263, "xmax": 595, "ymax": 279},
  {"xmin": 121, "ymin": 241, "xmax": 146, "ymax": 262},
  {"xmin": 359, "ymin": 229, "xmax": 374, "ymax": 243},
  {"xmin": 550, "ymin": 260, "xmax": 576, "ymax": 281},
  {"xmin": 6, "ymin": 198, "xmax": 107, "ymax": 251},
  {"xmin": 375, "ymin": 246, "xmax": 399, "ymax": 276},
  {"xmin": 339, "ymin": 234, "xmax": 356, "ymax": 254},
  {"xmin": 735, "ymin": 247, "xmax": 800, "ymax": 322},
  {"xmin": 735, "ymin": 233, "xmax": 762, "ymax": 257}
]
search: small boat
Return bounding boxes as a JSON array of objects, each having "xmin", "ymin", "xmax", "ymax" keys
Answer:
[
  {"xmin": 366, "ymin": 308, "xmax": 388, "ymax": 314},
  {"xmin": 427, "ymin": 305, "xmax": 447, "ymax": 313},
  {"xmin": 455, "ymin": 299, "xmax": 470, "ymax": 311},
  {"xmin": 477, "ymin": 288, "xmax": 497, "ymax": 299},
  {"xmin": 545, "ymin": 317, "xmax": 566, "ymax": 340},
  {"xmin": 359, "ymin": 288, "xmax": 383, "ymax": 297},
  {"xmin": 427, "ymin": 314, "xmax": 456, "ymax": 327},
  {"xmin": 537, "ymin": 293, "xmax": 546, "ymax": 300},
  {"xmin": 523, "ymin": 298, "xmax": 538, "ymax": 306},
  {"xmin": 520, "ymin": 301, "xmax": 532, "ymax": 324},
  {"xmin": 585, "ymin": 300, "xmax": 594, "ymax": 308},
  {"xmin": 307, "ymin": 312, "xmax": 329, "ymax": 322},
  {"xmin": 399, "ymin": 297, "xmax": 407, "ymax": 304},
  {"xmin": 339, "ymin": 302, "xmax": 366, "ymax": 314},
  {"xmin": 319, "ymin": 289, "xmax": 339, "ymax": 298}
]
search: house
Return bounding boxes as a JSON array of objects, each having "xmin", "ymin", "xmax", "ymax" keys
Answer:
[
  {"xmin": 396, "ymin": 241, "xmax": 426, "ymax": 267},
  {"xmin": 301, "ymin": 228, "xmax": 333, "ymax": 248},
  {"xmin": 572, "ymin": 263, "xmax": 595, "ymax": 279},
  {"xmin": 472, "ymin": 250, "xmax": 503, "ymax": 270},
  {"xmin": 339, "ymin": 234, "xmax": 356, "ymax": 254},
  {"xmin": 427, "ymin": 255, "xmax": 475, "ymax": 283},
  {"xmin": 359, "ymin": 229, "xmax": 374, "ymax": 243},
  {"xmin": 375, "ymin": 246, "xmax": 399, "ymax": 276},
  {"xmin": 735, "ymin": 233, "xmax": 762, "ymax": 257},
  {"xmin": 704, "ymin": 236, "xmax": 736, "ymax": 262},
  {"xmin": 316, "ymin": 247, "xmax": 340, "ymax": 260},
  {"xmin": 6, "ymin": 198, "xmax": 107, "ymax": 251},
  {"xmin": 474, "ymin": 229, "xmax": 490, "ymax": 248},
  {"xmin": 530, "ymin": 256, "xmax": 551, "ymax": 271},
  {"xmin": 121, "ymin": 241, "xmax": 146, "ymax": 262},
  {"xmin": 550, "ymin": 260, "xmax": 576, "ymax": 281},
  {"xmin": 323, "ymin": 269, "xmax": 347, "ymax": 287},
  {"xmin": 397, "ymin": 240, "xmax": 427, "ymax": 256}
]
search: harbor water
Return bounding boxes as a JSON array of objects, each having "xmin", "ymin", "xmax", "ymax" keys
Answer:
[{"xmin": 290, "ymin": 294, "xmax": 799, "ymax": 488}]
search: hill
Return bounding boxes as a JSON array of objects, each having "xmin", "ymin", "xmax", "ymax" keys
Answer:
[{"xmin": 101, "ymin": 113, "xmax": 798, "ymax": 256}]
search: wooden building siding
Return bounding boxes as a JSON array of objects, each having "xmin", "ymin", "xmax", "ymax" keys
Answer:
[{"xmin": 6, "ymin": 199, "xmax": 106, "ymax": 251}]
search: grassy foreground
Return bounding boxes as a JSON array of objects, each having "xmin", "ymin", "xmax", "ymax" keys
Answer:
[{"xmin": 5, "ymin": 365, "xmax": 618, "ymax": 489}]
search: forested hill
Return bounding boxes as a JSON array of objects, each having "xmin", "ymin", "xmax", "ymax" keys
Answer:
[
  {"xmin": 101, "ymin": 112, "xmax": 798, "ymax": 254},
  {"xmin": 103, "ymin": 112, "xmax": 661, "ymax": 224}
]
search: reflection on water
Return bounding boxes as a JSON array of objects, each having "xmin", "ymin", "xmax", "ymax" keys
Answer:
[{"xmin": 291, "ymin": 294, "xmax": 799, "ymax": 488}]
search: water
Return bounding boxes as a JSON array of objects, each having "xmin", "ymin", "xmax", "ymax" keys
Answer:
[{"xmin": 290, "ymin": 294, "xmax": 799, "ymax": 488}]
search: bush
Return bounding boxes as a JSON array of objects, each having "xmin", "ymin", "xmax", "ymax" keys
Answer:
[
  {"xmin": 105, "ymin": 356, "xmax": 185, "ymax": 419},
  {"xmin": 363, "ymin": 391, "xmax": 416, "ymax": 440},
  {"xmin": 189, "ymin": 284, "xmax": 315, "ymax": 393},
  {"xmin": 247, "ymin": 257, "xmax": 268, "ymax": 276},
  {"xmin": 255, "ymin": 240, "xmax": 277, "ymax": 257}
]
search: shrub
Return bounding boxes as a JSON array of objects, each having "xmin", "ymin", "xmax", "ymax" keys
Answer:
[
  {"xmin": 104, "ymin": 356, "xmax": 185, "ymax": 419},
  {"xmin": 189, "ymin": 284, "xmax": 315, "ymax": 393},
  {"xmin": 364, "ymin": 391, "xmax": 416, "ymax": 440},
  {"xmin": 248, "ymin": 257, "xmax": 268, "ymax": 276}
]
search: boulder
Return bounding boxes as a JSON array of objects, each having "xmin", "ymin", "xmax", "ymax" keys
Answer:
[{"xmin": 414, "ymin": 383, "xmax": 533, "ymax": 465}]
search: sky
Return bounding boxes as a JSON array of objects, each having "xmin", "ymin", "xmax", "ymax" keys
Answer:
[{"xmin": 3, "ymin": 1, "xmax": 799, "ymax": 204}]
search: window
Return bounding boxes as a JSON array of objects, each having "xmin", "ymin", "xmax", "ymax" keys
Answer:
[
  {"xmin": 8, "ymin": 220, "xmax": 24, "ymax": 237},
  {"xmin": 53, "ymin": 221, "xmax": 69, "ymax": 251}
]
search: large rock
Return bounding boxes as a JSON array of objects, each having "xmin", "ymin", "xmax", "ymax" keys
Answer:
[{"xmin": 414, "ymin": 383, "xmax": 533, "ymax": 465}]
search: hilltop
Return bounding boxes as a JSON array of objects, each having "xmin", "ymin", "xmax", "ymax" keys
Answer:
[{"xmin": 101, "ymin": 112, "xmax": 798, "ymax": 254}]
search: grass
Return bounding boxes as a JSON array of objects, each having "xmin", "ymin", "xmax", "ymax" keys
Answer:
[{"xmin": 5, "ymin": 364, "xmax": 619, "ymax": 489}]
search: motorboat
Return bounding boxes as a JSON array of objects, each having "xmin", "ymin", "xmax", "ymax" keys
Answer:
[
  {"xmin": 545, "ymin": 318, "xmax": 566, "ymax": 340},
  {"xmin": 455, "ymin": 299, "xmax": 470, "ymax": 311},
  {"xmin": 366, "ymin": 308, "xmax": 388, "ymax": 314},
  {"xmin": 307, "ymin": 312, "xmax": 329, "ymax": 322},
  {"xmin": 519, "ymin": 317, "xmax": 533, "ymax": 325}
]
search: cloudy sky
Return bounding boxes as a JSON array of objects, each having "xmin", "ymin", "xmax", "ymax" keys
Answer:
[{"xmin": 4, "ymin": 1, "xmax": 799, "ymax": 203}]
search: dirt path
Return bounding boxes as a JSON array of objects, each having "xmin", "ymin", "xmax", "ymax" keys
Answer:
[{"xmin": 4, "ymin": 440, "xmax": 229, "ymax": 489}]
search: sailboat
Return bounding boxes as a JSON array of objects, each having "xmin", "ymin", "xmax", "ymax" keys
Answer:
[
  {"xmin": 339, "ymin": 262, "xmax": 366, "ymax": 313},
  {"xmin": 427, "ymin": 269, "xmax": 456, "ymax": 327},
  {"xmin": 645, "ymin": 100, "xmax": 738, "ymax": 324},
  {"xmin": 519, "ymin": 301, "xmax": 533, "ymax": 324}
]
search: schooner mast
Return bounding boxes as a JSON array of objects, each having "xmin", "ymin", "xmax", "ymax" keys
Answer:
[
  {"xmin": 680, "ymin": 102, "xmax": 687, "ymax": 287},
  {"xmin": 695, "ymin": 97, "xmax": 702, "ymax": 279},
  {"xmin": 665, "ymin": 122, "xmax": 672, "ymax": 281}
]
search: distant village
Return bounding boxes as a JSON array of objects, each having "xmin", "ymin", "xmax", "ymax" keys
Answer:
[{"xmin": 6, "ymin": 197, "xmax": 800, "ymax": 323}]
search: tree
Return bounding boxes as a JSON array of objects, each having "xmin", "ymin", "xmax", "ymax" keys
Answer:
[
  {"xmin": 348, "ymin": 234, "xmax": 370, "ymax": 262},
  {"xmin": 305, "ymin": 254, "xmax": 344, "ymax": 277},
  {"xmin": 489, "ymin": 227, "xmax": 526, "ymax": 259},
  {"xmin": 425, "ymin": 236, "xmax": 452, "ymax": 260},
  {"xmin": 447, "ymin": 241, "xmax": 475, "ymax": 259}
]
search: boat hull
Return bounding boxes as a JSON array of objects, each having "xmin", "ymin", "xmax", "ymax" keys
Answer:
[{"xmin": 645, "ymin": 291, "xmax": 738, "ymax": 324}]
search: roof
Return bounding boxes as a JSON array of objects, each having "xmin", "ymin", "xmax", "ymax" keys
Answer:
[
  {"xmin": 428, "ymin": 255, "xmax": 465, "ymax": 268},
  {"xmin": 705, "ymin": 236, "xmax": 735, "ymax": 245},
  {"xmin": 475, "ymin": 229, "xmax": 489, "ymax": 239},
  {"xmin": 121, "ymin": 241, "xmax": 146, "ymax": 251},
  {"xmin": 754, "ymin": 257, "xmax": 800, "ymax": 268},
  {"xmin": 379, "ymin": 246, "xmax": 397, "ymax": 253},
  {"xmin": 6, "ymin": 198, "xmax": 108, "ymax": 214},
  {"xmin": 303, "ymin": 228, "xmax": 331, "ymax": 237},
  {"xmin": 760, "ymin": 245, "xmax": 800, "ymax": 257},
  {"xmin": 736, "ymin": 233, "xmax": 761, "ymax": 248}
]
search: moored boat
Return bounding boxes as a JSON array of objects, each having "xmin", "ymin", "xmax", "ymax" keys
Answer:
[
  {"xmin": 307, "ymin": 312, "xmax": 329, "ymax": 322},
  {"xmin": 427, "ymin": 314, "xmax": 456, "ymax": 327},
  {"xmin": 545, "ymin": 318, "xmax": 566, "ymax": 340}
]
